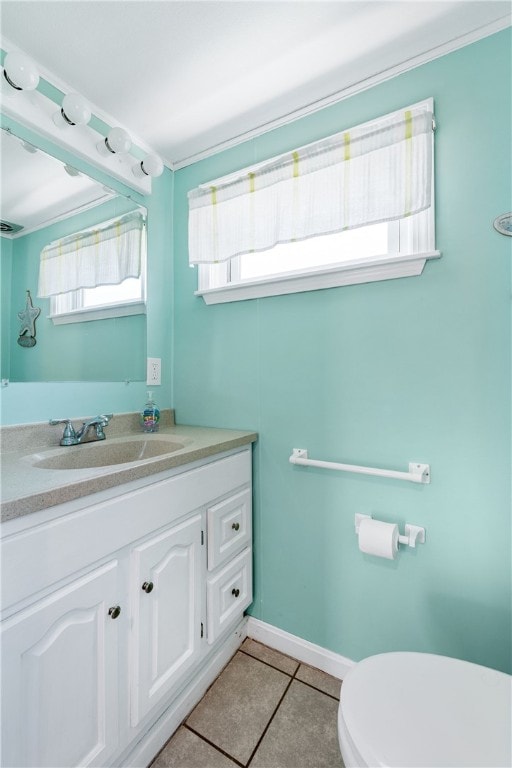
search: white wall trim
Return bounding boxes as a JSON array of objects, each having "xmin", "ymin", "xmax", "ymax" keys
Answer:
[
  {"xmin": 50, "ymin": 300, "xmax": 146, "ymax": 325},
  {"xmin": 196, "ymin": 251, "xmax": 441, "ymax": 305},
  {"xmin": 246, "ymin": 617, "xmax": 355, "ymax": 681},
  {"xmin": 174, "ymin": 16, "xmax": 510, "ymax": 170}
]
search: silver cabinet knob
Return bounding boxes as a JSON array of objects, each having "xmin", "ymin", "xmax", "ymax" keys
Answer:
[
  {"xmin": 232, "ymin": 588, "xmax": 240, "ymax": 597},
  {"xmin": 108, "ymin": 605, "xmax": 121, "ymax": 619},
  {"xmin": 142, "ymin": 581, "xmax": 154, "ymax": 593},
  {"xmin": 232, "ymin": 522, "xmax": 240, "ymax": 531}
]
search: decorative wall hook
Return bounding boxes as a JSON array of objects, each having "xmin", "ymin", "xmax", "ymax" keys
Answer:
[{"xmin": 17, "ymin": 289, "xmax": 40, "ymax": 347}]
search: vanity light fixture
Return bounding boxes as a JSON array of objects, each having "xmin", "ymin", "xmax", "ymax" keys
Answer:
[
  {"xmin": 1, "ymin": 51, "xmax": 40, "ymax": 92},
  {"xmin": 52, "ymin": 93, "xmax": 91, "ymax": 127},
  {"xmin": 2, "ymin": 48, "xmax": 153, "ymax": 194},
  {"xmin": 133, "ymin": 154, "xmax": 164, "ymax": 178},
  {"xmin": 96, "ymin": 126, "xmax": 132, "ymax": 156}
]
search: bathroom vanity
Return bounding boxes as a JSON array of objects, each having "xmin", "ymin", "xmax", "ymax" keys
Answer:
[{"xmin": 0, "ymin": 416, "xmax": 256, "ymax": 767}]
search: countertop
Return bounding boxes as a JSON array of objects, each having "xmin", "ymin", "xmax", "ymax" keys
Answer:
[{"xmin": 1, "ymin": 413, "xmax": 257, "ymax": 522}]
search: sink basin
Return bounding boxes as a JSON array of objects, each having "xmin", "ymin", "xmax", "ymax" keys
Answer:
[{"xmin": 31, "ymin": 438, "xmax": 186, "ymax": 470}]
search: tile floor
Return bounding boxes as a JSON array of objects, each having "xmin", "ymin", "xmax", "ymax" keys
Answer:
[{"xmin": 150, "ymin": 638, "xmax": 344, "ymax": 768}]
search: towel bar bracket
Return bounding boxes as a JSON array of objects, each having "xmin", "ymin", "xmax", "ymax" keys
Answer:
[{"xmin": 409, "ymin": 463, "xmax": 430, "ymax": 484}]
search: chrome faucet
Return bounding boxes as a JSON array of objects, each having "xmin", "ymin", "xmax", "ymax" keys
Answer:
[{"xmin": 50, "ymin": 414, "xmax": 113, "ymax": 446}]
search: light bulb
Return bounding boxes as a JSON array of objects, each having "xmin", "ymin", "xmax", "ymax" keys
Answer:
[
  {"xmin": 2, "ymin": 51, "xmax": 39, "ymax": 91},
  {"xmin": 97, "ymin": 126, "xmax": 132, "ymax": 156},
  {"xmin": 133, "ymin": 154, "xmax": 164, "ymax": 178},
  {"xmin": 106, "ymin": 127, "xmax": 132, "ymax": 154},
  {"xmin": 53, "ymin": 93, "xmax": 91, "ymax": 127}
]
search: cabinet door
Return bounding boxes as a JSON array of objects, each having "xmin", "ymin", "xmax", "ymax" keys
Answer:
[
  {"xmin": 1, "ymin": 561, "xmax": 121, "ymax": 768},
  {"xmin": 130, "ymin": 513, "xmax": 204, "ymax": 726}
]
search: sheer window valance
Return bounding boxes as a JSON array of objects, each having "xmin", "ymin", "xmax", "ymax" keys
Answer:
[
  {"xmin": 188, "ymin": 102, "xmax": 433, "ymax": 265},
  {"xmin": 37, "ymin": 211, "xmax": 145, "ymax": 298}
]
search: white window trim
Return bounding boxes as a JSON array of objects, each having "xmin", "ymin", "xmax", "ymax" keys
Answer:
[
  {"xmin": 49, "ymin": 300, "xmax": 146, "ymax": 325},
  {"xmin": 193, "ymin": 98, "xmax": 439, "ymax": 304},
  {"xmin": 196, "ymin": 199, "xmax": 440, "ymax": 304},
  {"xmin": 196, "ymin": 250, "xmax": 441, "ymax": 305}
]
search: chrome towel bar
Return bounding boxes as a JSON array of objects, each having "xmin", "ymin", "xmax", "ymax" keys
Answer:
[{"xmin": 289, "ymin": 449, "xmax": 430, "ymax": 484}]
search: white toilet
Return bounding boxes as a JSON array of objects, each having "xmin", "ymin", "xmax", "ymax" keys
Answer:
[{"xmin": 338, "ymin": 652, "xmax": 512, "ymax": 767}]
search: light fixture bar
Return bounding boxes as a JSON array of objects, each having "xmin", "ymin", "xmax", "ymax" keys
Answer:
[{"xmin": 1, "ymin": 77, "xmax": 152, "ymax": 195}]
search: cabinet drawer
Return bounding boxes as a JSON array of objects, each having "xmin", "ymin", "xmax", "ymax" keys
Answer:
[
  {"xmin": 206, "ymin": 548, "xmax": 252, "ymax": 645},
  {"xmin": 207, "ymin": 489, "xmax": 251, "ymax": 571}
]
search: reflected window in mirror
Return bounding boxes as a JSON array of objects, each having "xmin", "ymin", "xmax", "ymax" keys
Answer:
[{"xmin": 44, "ymin": 211, "xmax": 147, "ymax": 324}]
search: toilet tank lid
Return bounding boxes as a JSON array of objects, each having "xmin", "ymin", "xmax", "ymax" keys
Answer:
[{"xmin": 339, "ymin": 652, "xmax": 512, "ymax": 768}]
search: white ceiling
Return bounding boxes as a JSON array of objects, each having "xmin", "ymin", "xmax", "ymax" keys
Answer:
[{"xmin": 1, "ymin": 1, "xmax": 510, "ymax": 168}]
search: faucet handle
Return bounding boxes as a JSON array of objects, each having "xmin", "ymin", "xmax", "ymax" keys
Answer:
[
  {"xmin": 99, "ymin": 414, "xmax": 113, "ymax": 424},
  {"xmin": 49, "ymin": 418, "xmax": 78, "ymax": 446}
]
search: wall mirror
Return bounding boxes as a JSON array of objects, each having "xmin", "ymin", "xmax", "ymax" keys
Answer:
[{"xmin": 1, "ymin": 124, "xmax": 147, "ymax": 383}]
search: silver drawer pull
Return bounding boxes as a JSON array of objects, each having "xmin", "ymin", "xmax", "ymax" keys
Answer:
[
  {"xmin": 232, "ymin": 588, "xmax": 240, "ymax": 598},
  {"xmin": 232, "ymin": 522, "xmax": 240, "ymax": 531},
  {"xmin": 142, "ymin": 581, "xmax": 154, "ymax": 593},
  {"xmin": 108, "ymin": 605, "xmax": 121, "ymax": 619}
]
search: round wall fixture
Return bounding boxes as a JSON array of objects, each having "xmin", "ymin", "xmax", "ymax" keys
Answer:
[{"xmin": 493, "ymin": 212, "xmax": 512, "ymax": 236}]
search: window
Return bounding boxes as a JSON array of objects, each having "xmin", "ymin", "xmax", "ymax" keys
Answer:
[
  {"xmin": 189, "ymin": 99, "xmax": 439, "ymax": 304},
  {"xmin": 37, "ymin": 210, "xmax": 147, "ymax": 324},
  {"xmin": 50, "ymin": 273, "xmax": 146, "ymax": 324}
]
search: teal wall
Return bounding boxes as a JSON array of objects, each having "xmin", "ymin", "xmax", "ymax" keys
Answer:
[
  {"xmin": 173, "ymin": 30, "xmax": 512, "ymax": 673},
  {"xmin": 0, "ymin": 113, "xmax": 173, "ymax": 423}
]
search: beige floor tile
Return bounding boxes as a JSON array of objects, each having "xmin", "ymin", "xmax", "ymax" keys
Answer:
[
  {"xmin": 250, "ymin": 679, "xmax": 344, "ymax": 768},
  {"xmin": 241, "ymin": 638, "xmax": 299, "ymax": 676},
  {"xmin": 295, "ymin": 663, "xmax": 342, "ymax": 699},
  {"xmin": 150, "ymin": 726, "xmax": 238, "ymax": 768},
  {"xmin": 186, "ymin": 651, "xmax": 290, "ymax": 765}
]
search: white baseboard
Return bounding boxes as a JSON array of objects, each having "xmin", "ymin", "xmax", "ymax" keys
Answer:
[
  {"xmin": 119, "ymin": 618, "xmax": 248, "ymax": 768},
  {"xmin": 246, "ymin": 617, "xmax": 355, "ymax": 680},
  {"xmin": 119, "ymin": 615, "xmax": 354, "ymax": 767}
]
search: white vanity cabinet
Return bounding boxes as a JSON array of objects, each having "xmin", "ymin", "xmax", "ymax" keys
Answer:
[{"xmin": 0, "ymin": 447, "xmax": 253, "ymax": 768}]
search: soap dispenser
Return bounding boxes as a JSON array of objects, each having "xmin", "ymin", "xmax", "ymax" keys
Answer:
[{"xmin": 141, "ymin": 391, "xmax": 160, "ymax": 433}]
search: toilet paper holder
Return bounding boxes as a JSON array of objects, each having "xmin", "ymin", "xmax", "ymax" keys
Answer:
[{"xmin": 355, "ymin": 514, "xmax": 426, "ymax": 548}]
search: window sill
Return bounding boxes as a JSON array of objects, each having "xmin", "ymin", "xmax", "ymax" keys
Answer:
[
  {"xmin": 50, "ymin": 301, "xmax": 146, "ymax": 325},
  {"xmin": 195, "ymin": 251, "xmax": 441, "ymax": 305}
]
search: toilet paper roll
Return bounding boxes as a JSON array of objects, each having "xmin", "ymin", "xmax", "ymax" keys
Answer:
[{"xmin": 358, "ymin": 518, "xmax": 399, "ymax": 560}]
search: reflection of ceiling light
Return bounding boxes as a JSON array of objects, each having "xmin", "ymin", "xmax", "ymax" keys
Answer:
[{"xmin": 63, "ymin": 164, "xmax": 80, "ymax": 177}]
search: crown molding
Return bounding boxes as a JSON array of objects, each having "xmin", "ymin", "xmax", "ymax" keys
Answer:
[{"xmin": 172, "ymin": 15, "xmax": 511, "ymax": 170}]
